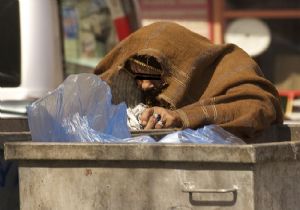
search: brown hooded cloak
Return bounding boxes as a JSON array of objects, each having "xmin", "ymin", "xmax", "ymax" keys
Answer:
[{"xmin": 94, "ymin": 22, "xmax": 283, "ymax": 141}]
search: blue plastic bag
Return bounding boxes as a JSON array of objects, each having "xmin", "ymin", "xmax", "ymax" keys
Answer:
[
  {"xmin": 159, "ymin": 125, "xmax": 245, "ymax": 144},
  {"xmin": 27, "ymin": 73, "xmax": 131, "ymax": 142}
]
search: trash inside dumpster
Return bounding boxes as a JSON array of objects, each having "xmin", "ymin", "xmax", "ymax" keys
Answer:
[
  {"xmin": 26, "ymin": 73, "xmax": 245, "ymax": 144},
  {"xmin": 26, "ymin": 74, "xmax": 130, "ymax": 142}
]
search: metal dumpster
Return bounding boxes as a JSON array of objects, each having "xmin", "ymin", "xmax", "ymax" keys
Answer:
[{"xmin": 4, "ymin": 130, "xmax": 300, "ymax": 210}]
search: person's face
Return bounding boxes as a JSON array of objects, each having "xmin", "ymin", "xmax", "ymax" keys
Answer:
[
  {"xmin": 136, "ymin": 79, "xmax": 167, "ymax": 92},
  {"xmin": 136, "ymin": 80, "xmax": 155, "ymax": 91}
]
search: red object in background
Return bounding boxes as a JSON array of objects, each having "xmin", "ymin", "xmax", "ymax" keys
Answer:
[
  {"xmin": 114, "ymin": 16, "xmax": 131, "ymax": 41},
  {"xmin": 279, "ymin": 90, "xmax": 300, "ymax": 118},
  {"xmin": 106, "ymin": 0, "xmax": 131, "ymax": 41}
]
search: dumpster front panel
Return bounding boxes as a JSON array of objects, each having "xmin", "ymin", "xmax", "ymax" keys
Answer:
[
  {"xmin": 18, "ymin": 161, "xmax": 254, "ymax": 210},
  {"xmin": 5, "ymin": 141, "xmax": 300, "ymax": 210},
  {"xmin": 254, "ymin": 161, "xmax": 300, "ymax": 210}
]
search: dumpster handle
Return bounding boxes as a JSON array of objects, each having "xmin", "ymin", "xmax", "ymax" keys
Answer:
[{"xmin": 182, "ymin": 184, "xmax": 238, "ymax": 194}]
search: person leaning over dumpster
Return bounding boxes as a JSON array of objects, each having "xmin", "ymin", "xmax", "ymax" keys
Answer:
[{"xmin": 94, "ymin": 21, "xmax": 283, "ymax": 141}]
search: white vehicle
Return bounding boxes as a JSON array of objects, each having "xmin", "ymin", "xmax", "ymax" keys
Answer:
[{"xmin": 0, "ymin": 0, "xmax": 63, "ymax": 117}]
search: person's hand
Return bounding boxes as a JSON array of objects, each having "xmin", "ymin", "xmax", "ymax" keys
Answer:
[{"xmin": 139, "ymin": 106, "xmax": 183, "ymax": 129}]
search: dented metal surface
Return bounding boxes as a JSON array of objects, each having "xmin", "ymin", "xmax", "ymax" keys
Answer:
[{"xmin": 3, "ymin": 141, "xmax": 300, "ymax": 210}]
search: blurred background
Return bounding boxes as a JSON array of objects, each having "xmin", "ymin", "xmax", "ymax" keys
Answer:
[{"xmin": 0, "ymin": 0, "xmax": 299, "ymax": 121}]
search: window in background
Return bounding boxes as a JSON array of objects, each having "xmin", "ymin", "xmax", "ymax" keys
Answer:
[
  {"xmin": 223, "ymin": 0, "xmax": 300, "ymax": 90},
  {"xmin": 60, "ymin": 0, "xmax": 118, "ymax": 75},
  {"xmin": 137, "ymin": 0, "xmax": 213, "ymax": 41},
  {"xmin": 0, "ymin": 0, "xmax": 20, "ymax": 87},
  {"xmin": 223, "ymin": 0, "xmax": 300, "ymax": 121}
]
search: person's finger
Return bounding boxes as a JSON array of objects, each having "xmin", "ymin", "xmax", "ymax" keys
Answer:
[
  {"xmin": 144, "ymin": 115, "xmax": 157, "ymax": 130},
  {"xmin": 154, "ymin": 119, "xmax": 166, "ymax": 129},
  {"xmin": 140, "ymin": 108, "xmax": 154, "ymax": 126},
  {"xmin": 153, "ymin": 113, "xmax": 161, "ymax": 122},
  {"xmin": 151, "ymin": 108, "xmax": 168, "ymax": 129}
]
